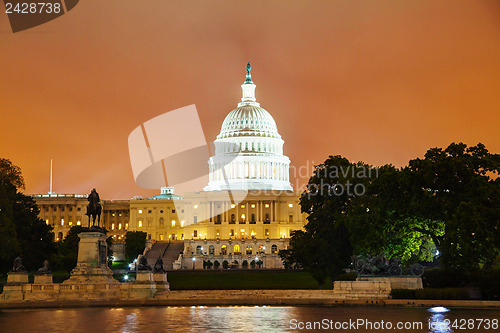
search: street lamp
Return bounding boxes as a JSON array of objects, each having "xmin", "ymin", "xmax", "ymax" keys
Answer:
[{"xmin": 192, "ymin": 257, "xmax": 195, "ymax": 270}]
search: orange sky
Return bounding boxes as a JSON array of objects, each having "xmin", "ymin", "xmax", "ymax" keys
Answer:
[{"xmin": 1, "ymin": 0, "xmax": 499, "ymax": 199}]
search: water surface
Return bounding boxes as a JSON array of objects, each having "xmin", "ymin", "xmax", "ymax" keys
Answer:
[{"xmin": 0, "ymin": 306, "xmax": 498, "ymax": 332}]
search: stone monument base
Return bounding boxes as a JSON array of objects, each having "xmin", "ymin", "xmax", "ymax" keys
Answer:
[
  {"xmin": 153, "ymin": 272, "xmax": 170, "ymax": 291},
  {"xmin": 6, "ymin": 271, "xmax": 29, "ymax": 284},
  {"xmin": 357, "ymin": 276, "xmax": 423, "ymax": 290},
  {"xmin": 34, "ymin": 273, "xmax": 53, "ymax": 284},
  {"xmin": 333, "ymin": 280, "xmax": 392, "ymax": 299}
]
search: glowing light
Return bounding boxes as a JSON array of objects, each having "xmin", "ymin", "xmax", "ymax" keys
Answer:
[
  {"xmin": 194, "ymin": 205, "xmax": 198, "ymax": 209},
  {"xmin": 428, "ymin": 307, "xmax": 449, "ymax": 313},
  {"xmin": 192, "ymin": 257, "xmax": 195, "ymax": 261},
  {"xmin": 123, "ymin": 275, "xmax": 129, "ymax": 281},
  {"xmin": 288, "ymin": 203, "xmax": 293, "ymax": 208},
  {"xmin": 138, "ymin": 210, "xmax": 142, "ymax": 214},
  {"xmin": 231, "ymin": 204, "xmax": 236, "ymax": 208},
  {"xmin": 138, "ymin": 221, "xmax": 142, "ymax": 227}
]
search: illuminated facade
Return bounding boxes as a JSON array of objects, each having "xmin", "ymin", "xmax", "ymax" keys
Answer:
[{"xmin": 33, "ymin": 65, "xmax": 307, "ymax": 269}]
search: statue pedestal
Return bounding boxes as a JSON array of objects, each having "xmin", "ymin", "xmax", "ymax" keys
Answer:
[
  {"xmin": 34, "ymin": 273, "xmax": 53, "ymax": 284},
  {"xmin": 357, "ymin": 276, "xmax": 423, "ymax": 290},
  {"xmin": 1, "ymin": 272, "xmax": 29, "ymax": 300},
  {"xmin": 6, "ymin": 272, "xmax": 29, "ymax": 284},
  {"xmin": 64, "ymin": 231, "xmax": 117, "ymax": 284},
  {"xmin": 153, "ymin": 272, "xmax": 170, "ymax": 291},
  {"xmin": 130, "ymin": 271, "xmax": 156, "ymax": 298}
]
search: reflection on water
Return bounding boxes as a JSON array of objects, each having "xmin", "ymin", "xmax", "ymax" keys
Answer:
[{"xmin": 0, "ymin": 305, "xmax": 498, "ymax": 333}]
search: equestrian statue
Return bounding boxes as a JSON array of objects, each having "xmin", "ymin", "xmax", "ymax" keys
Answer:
[{"xmin": 86, "ymin": 188, "xmax": 102, "ymax": 228}]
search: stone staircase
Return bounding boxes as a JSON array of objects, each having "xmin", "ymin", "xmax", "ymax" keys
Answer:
[{"xmin": 143, "ymin": 241, "xmax": 184, "ymax": 271}]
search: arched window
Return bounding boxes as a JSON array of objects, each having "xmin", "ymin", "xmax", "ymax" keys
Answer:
[
  {"xmin": 221, "ymin": 245, "xmax": 227, "ymax": 255},
  {"xmin": 159, "ymin": 217, "xmax": 164, "ymax": 226},
  {"xmin": 234, "ymin": 244, "xmax": 240, "ymax": 254},
  {"xmin": 271, "ymin": 244, "xmax": 278, "ymax": 254},
  {"xmin": 246, "ymin": 245, "xmax": 253, "ymax": 255},
  {"xmin": 57, "ymin": 232, "xmax": 63, "ymax": 241},
  {"xmin": 209, "ymin": 245, "xmax": 215, "ymax": 255},
  {"xmin": 230, "ymin": 214, "xmax": 235, "ymax": 224},
  {"xmin": 196, "ymin": 245, "xmax": 203, "ymax": 255},
  {"xmin": 265, "ymin": 213, "xmax": 270, "ymax": 223},
  {"xmin": 251, "ymin": 214, "xmax": 256, "ymax": 223}
]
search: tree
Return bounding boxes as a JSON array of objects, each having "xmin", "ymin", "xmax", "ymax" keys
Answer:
[
  {"xmin": 0, "ymin": 158, "xmax": 56, "ymax": 273},
  {"xmin": 404, "ymin": 143, "xmax": 500, "ymax": 270},
  {"xmin": 281, "ymin": 156, "xmax": 359, "ymax": 288},
  {"xmin": 125, "ymin": 231, "xmax": 147, "ymax": 261}
]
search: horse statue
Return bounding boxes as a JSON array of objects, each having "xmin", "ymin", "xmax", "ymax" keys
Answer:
[{"xmin": 86, "ymin": 188, "xmax": 102, "ymax": 228}]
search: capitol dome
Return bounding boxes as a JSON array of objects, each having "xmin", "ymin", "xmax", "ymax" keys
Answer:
[{"xmin": 204, "ymin": 63, "xmax": 293, "ymax": 192}]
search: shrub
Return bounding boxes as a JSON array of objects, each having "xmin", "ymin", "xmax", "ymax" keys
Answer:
[
  {"xmin": 335, "ymin": 272, "xmax": 357, "ymax": 281},
  {"xmin": 415, "ymin": 288, "xmax": 469, "ymax": 300},
  {"xmin": 391, "ymin": 289, "xmax": 416, "ymax": 299},
  {"xmin": 213, "ymin": 260, "xmax": 220, "ymax": 269},
  {"xmin": 222, "ymin": 260, "xmax": 229, "ymax": 269}
]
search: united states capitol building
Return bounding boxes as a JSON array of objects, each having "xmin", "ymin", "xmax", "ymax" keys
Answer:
[{"xmin": 33, "ymin": 65, "xmax": 307, "ymax": 269}]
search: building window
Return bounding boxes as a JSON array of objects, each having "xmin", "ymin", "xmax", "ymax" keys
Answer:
[
  {"xmin": 160, "ymin": 210, "xmax": 164, "ymax": 214},
  {"xmin": 265, "ymin": 204, "xmax": 269, "ymax": 208},
  {"xmin": 289, "ymin": 203, "xmax": 293, "ymax": 208},
  {"xmin": 209, "ymin": 245, "xmax": 215, "ymax": 255},
  {"xmin": 216, "ymin": 215, "xmax": 221, "ymax": 224},
  {"xmin": 69, "ymin": 207, "xmax": 73, "ymax": 212},
  {"xmin": 194, "ymin": 216, "xmax": 198, "ymax": 223},
  {"xmin": 251, "ymin": 204, "xmax": 255, "ymax": 208},
  {"xmin": 77, "ymin": 221, "xmax": 81, "ymax": 226},
  {"xmin": 181, "ymin": 220, "xmax": 185, "ymax": 227},
  {"xmin": 246, "ymin": 246, "xmax": 252, "ymax": 255},
  {"xmin": 259, "ymin": 245, "xmax": 265, "ymax": 253},
  {"xmin": 271, "ymin": 244, "xmax": 278, "ymax": 254},
  {"xmin": 159, "ymin": 234, "xmax": 164, "ymax": 241},
  {"xmin": 241, "ymin": 204, "xmax": 245, "ymax": 208},
  {"xmin": 264, "ymin": 213, "xmax": 270, "ymax": 223},
  {"xmin": 172, "ymin": 209, "xmax": 175, "ymax": 213},
  {"xmin": 77, "ymin": 207, "xmax": 81, "ymax": 211},
  {"xmin": 118, "ymin": 223, "xmax": 122, "ymax": 230},
  {"xmin": 221, "ymin": 245, "xmax": 227, "ymax": 255},
  {"xmin": 125, "ymin": 223, "xmax": 129, "ymax": 229},
  {"xmin": 194, "ymin": 205, "xmax": 198, "ymax": 209},
  {"xmin": 61, "ymin": 219, "xmax": 64, "ymax": 226},
  {"xmin": 233, "ymin": 245, "xmax": 240, "ymax": 255},
  {"xmin": 289, "ymin": 214, "xmax": 293, "ymax": 222},
  {"xmin": 171, "ymin": 220, "xmax": 176, "ymax": 227},
  {"xmin": 230, "ymin": 229, "xmax": 234, "ymax": 237},
  {"xmin": 112, "ymin": 223, "xmax": 115, "ymax": 230},
  {"xmin": 230, "ymin": 214, "xmax": 235, "ymax": 224},
  {"xmin": 196, "ymin": 245, "xmax": 203, "ymax": 254},
  {"xmin": 251, "ymin": 214, "xmax": 256, "ymax": 223},
  {"xmin": 194, "ymin": 230, "xmax": 198, "ymax": 238},
  {"xmin": 240, "ymin": 214, "xmax": 245, "ymax": 223},
  {"xmin": 148, "ymin": 210, "xmax": 152, "ymax": 214},
  {"xmin": 112, "ymin": 213, "xmax": 116, "ymax": 217},
  {"xmin": 265, "ymin": 229, "xmax": 269, "ymax": 236},
  {"xmin": 138, "ymin": 210, "xmax": 143, "ymax": 214},
  {"xmin": 138, "ymin": 221, "xmax": 143, "ymax": 228},
  {"xmin": 159, "ymin": 217, "xmax": 164, "ymax": 227},
  {"xmin": 61, "ymin": 206, "xmax": 65, "ymax": 212},
  {"xmin": 231, "ymin": 204, "xmax": 235, "ymax": 208}
]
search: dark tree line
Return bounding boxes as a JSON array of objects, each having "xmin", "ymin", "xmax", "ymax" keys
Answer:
[
  {"xmin": 0, "ymin": 158, "xmax": 55, "ymax": 273},
  {"xmin": 280, "ymin": 143, "xmax": 500, "ymax": 286}
]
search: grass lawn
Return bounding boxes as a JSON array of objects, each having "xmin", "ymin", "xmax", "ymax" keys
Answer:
[{"xmin": 167, "ymin": 270, "xmax": 331, "ymax": 290}]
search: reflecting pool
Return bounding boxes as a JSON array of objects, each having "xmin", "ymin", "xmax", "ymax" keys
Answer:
[{"xmin": 0, "ymin": 306, "xmax": 498, "ymax": 332}]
